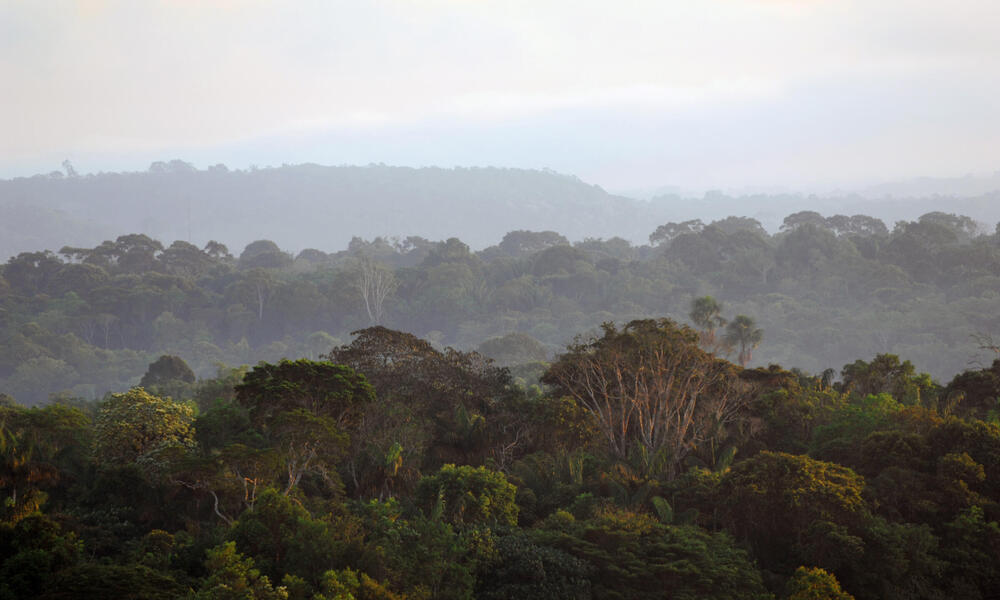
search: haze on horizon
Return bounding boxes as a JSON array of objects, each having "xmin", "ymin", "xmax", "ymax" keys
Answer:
[{"xmin": 2, "ymin": 0, "xmax": 999, "ymax": 193}]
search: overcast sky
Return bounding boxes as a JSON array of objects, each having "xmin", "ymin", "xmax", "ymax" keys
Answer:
[{"xmin": 2, "ymin": 0, "xmax": 999, "ymax": 192}]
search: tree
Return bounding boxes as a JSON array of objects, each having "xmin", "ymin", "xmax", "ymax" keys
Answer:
[
  {"xmin": 235, "ymin": 359, "xmax": 375, "ymax": 495},
  {"xmin": 1, "ymin": 425, "xmax": 57, "ymax": 522},
  {"xmin": 93, "ymin": 387, "xmax": 195, "ymax": 470},
  {"xmin": 785, "ymin": 566, "xmax": 855, "ymax": 600},
  {"xmin": 840, "ymin": 354, "xmax": 935, "ymax": 406},
  {"xmin": 0, "ymin": 514, "xmax": 82, "ymax": 598},
  {"xmin": 476, "ymin": 333, "xmax": 548, "ymax": 366},
  {"xmin": 944, "ymin": 358, "xmax": 1000, "ymax": 419},
  {"xmin": 195, "ymin": 541, "xmax": 289, "ymax": 600},
  {"xmin": 235, "ymin": 359, "xmax": 375, "ymax": 430},
  {"xmin": 709, "ymin": 215, "xmax": 767, "ymax": 236},
  {"xmin": 42, "ymin": 563, "xmax": 186, "ymax": 598},
  {"xmin": 229, "ymin": 489, "xmax": 343, "ymax": 590},
  {"xmin": 228, "ymin": 268, "xmax": 277, "ymax": 321},
  {"xmin": 475, "ymin": 530, "xmax": 591, "ymax": 600},
  {"xmin": 826, "ymin": 214, "xmax": 888, "ymax": 237},
  {"xmin": 327, "ymin": 327, "xmax": 521, "ymax": 473},
  {"xmin": 239, "ymin": 240, "xmax": 292, "ymax": 270},
  {"xmin": 356, "ymin": 499, "xmax": 476, "ymax": 600},
  {"xmin": 719, "ymin": 451, "xmax": 867, "ymax": 570},
  {"xmin": 724, "ymin": 315, "xmax": 763, "ymax": 367},
  {"xmin": 204, "ymin": 240, "xmax": 232, "ymax": 260},
  {"xmin": 358, "ymin": 257, "xmax": 397, "ymax": 325},
  {"xmin": 159, "ymin": 240, "xmax": 216, "ymax": 277},
  {"xmin": 139, "ymin": 354, "xmax": 196, "ymax": 388},
  {"xmin": 542, "ymin": 319, "xmax": 751, "ymax": 477},
  {"xmin": 490, "ymin": 230, "xmax": 570, "ymax": 258},
  {"xmin": 782, "ymin": 210, "xmax": 829, "ymax": 231},
  {"xmin": 415, "ymin": 464, "xmax": 518, "ymax": 527},
  {"xmin": 312, "ymin": 568, "xmax": 404, "ymax": 600},
  {"xmin": 1, "ymin": 401, "xmax": 90, "ymax": 523},
  {"xmin": 649, "ymin": 219, "xmax": 704, "ymax": 246},
  {"xmin": 535, "ymin": 508, "xmax": 772, "ymax": 600},
  {"xmin": 110, "ymin": 233, "xmax": 165, "ymax": 273},
  {"xmin": 689, "ymin": 296, "xmax": 727, "ymax": 351}
]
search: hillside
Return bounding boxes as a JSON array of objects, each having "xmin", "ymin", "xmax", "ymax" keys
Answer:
[{"xmin": 0, "ymin": 163, "xmax": 670, "ymax": 260}]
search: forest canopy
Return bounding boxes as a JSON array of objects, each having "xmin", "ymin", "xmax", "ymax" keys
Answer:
[
  {"xmin": 1, "ymin": 207, "xmax": 998, "ymax": 403},
  {"xmin": 3, "ymin": 315, "xmax": 1000, "ymax": 598}
]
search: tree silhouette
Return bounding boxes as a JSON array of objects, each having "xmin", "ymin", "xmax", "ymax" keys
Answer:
[
  {"xmin": 689, "ymin": 296, "xmax": 727, "ymax": 351},
  {"xmin": 724, "ymin": 315, "xmax": 763, "ymax": 367}
]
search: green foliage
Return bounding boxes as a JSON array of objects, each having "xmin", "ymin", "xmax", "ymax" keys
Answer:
[
  {"xmin": 193, "ymin": 399, "xmax": 256, "ymax": 452},
  {"xmin": 689, "ymin": 295, "xmax": 726, "ymax": 349},
  {"xmin": 939, "ymin": 506, "xmax": 1000, "ymax": 597},
  {"xmin": 719, "ymin": 452, "xmax": 867, "ymax": 570},
  {"xmin": 415, "ymin": 464, "xmax": 518, "ymax": 527},
  {"xmin": 0, "ymin": 514, "xmax": 82, "ymax": 599},
  {"xmin": 235, "ymin": 360, "xmax": 373, "ymax": 496},
  {"xmin": 1, "ymin": 401, "xmax": 91, "ymax": 522},
  {"xmin": 37, "ymin": 562, "xmax": 185, "ymax": 599},
  {"xmin": 354, "ymin": 499, "xmax": 476, "ymax": 600},
  {"xmin": 5, "ymin": 214, "xmax": 1000, "ymax": 599},
  {"xmin": 840, "ymin": 354, "xmax": 936, "ymax": 407},
  {"xmin": 195, "ymin": 541, "xmax": 288, "ymax": 600},
  {"xmin": 810, "ymin": 393, "xmax": 903, "ymax": 465},
  {"xmin": 475, "ymin": 529, "xmax": 591, "ymax": 600},
  {"xmin": 229, "ymin": 489, "xmax": 344, "ymax": 589},
  {"xmin": 784, "ymin": 566, "xmax": 854, "ymax": 600},
  {"xmin": 140, "ymin": 354, "xmax": 196, "ymax": 386},
  {"xmin": 93, "ymin": 387, "xmax": 195, "ymax": 470},
  {"xmin": 534, "ymin": 506, "xmax": 772, "ymax": 600},
  {"xmin": 476, "ymin": 332, "xmax": 549, "ymax": 366},
  {"xmin": 944, "ymin": 358, "xmax": 1000, "ymax": 419},
  {"xmin": 724, "ymin": 314, "xmax": 763, "ymax": 367},
  {"xmin": 312, "ymin": 568, "xmax": 403, "ymax": 600},
  {"xmin": 851, "ymin": 517, "xmax": 944, "ymax": 600},
  {"xmin": 139, "ymin": 355, "xmax": 196, "ymax": 401},
  {"xmin": 235, "ymin": 359, "xmax": 375, "ymax": 429}
]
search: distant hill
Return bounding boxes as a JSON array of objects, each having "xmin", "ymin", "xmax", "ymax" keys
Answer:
[
  {"xmin": 0, "ymin": 163, "xmax": 675, "ymax": 260},
  {"xmin": 4, "ymin": 162, "xmax": 999, "ymax": 262},
  {"xmin": 645, "ymin": 190, "xmax": 1000, "ymax": 234},
  {"xmin": 858, "ymin": 171, "xmax": 1000, "ymax": 198}
]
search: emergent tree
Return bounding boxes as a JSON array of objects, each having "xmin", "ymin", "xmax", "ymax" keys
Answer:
[{"xmin": 542, "ymin": 319, "xmax": 751, "ymax": 478}]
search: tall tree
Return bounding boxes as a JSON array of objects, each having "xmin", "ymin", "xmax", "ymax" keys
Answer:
[
  {"xmin": 358, "ymin": 257, "xmax": 397, "ymax": 325},
  {"xmin": 234, "ymin": 359, "xmax": 375, "ymax": 495},
  {"xmin": 542, "ymin": 319, "xmax": 750, "ymax": 477},
  {"xmin": 93, "ymin": 388, "xmax": 196, "ymax": 472},
  {"xmin": 689, "ymin": 296, "xmax": 727, "ymax": 351},
  {"xmin": 724, "ymin": 315, "xmax": 763, "ymax": 368}
]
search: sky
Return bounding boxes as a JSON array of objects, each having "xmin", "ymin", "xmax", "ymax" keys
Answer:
[{"xmin": 2, "ymin": 0, "xmax": 999, "ymax": 192}]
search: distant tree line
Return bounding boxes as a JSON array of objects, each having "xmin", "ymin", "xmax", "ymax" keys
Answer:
[{"xmin": 1, "ymin": 209, "xmax": 998, "ymax": 403}]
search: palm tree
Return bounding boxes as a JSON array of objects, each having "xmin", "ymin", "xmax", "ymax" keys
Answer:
[
  {"xmin": 689, "ymin": 296, "xmax": 727, "ymax": 350},
  {"xmin": 724, "ymin": 315, "xmax": 763, "ymax": 367}
]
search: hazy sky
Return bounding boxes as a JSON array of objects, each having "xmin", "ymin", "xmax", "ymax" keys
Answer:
[{"xmin": 2, "ymin": 0, "xmax": 999, "ymax": 191}]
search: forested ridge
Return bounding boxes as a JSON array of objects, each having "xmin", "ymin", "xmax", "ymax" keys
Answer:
[
  {"xmin": 5, "ymin": 162, "xmax": 1000, "ymax": 265},
  {"xmin": 1, "ymin": 207, "xmax": 999, "ymax": 403},
  {"xmin": 0, "ymin": 163, "xmax": 651, "ymax": 260}
]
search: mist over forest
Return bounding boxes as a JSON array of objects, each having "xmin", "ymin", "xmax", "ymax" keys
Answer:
[
  {"xmin": 4, "ymin": 161, "xmax": 1000, "ymax": 262},
  {"xmin": 2, "ymin": 162, "xmax": 999, "ymax": 404}
]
